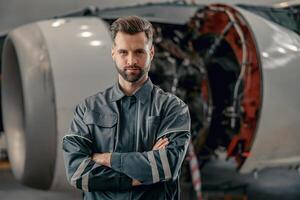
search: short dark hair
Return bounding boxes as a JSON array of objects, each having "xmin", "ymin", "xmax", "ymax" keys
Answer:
[{"xmin": 110, "ymin": 15, "xmax": 153, "ymax": 45}]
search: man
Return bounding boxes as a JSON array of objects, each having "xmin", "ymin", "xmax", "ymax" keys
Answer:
[{"xmin": 63, "ymin": 16, "xmax": 191, "ymax": 200}]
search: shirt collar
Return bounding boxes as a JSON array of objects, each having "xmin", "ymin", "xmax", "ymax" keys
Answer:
[
  {"xmin": 111, "ymin": 78, "xmax": 153, "ymax": 104},
  {"xmin": 133, "ymin": 78, "xmax": 153, "ymax": 104}
]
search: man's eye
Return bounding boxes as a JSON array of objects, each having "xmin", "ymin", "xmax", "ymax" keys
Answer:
[{"xmin": 136, "ymin": 50, "xmax": 145, "ymax": 54}]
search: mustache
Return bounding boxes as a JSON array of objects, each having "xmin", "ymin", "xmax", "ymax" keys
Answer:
[{"xmin": 124, "ymin": 64, "xmax": 141, "ymax": 70}]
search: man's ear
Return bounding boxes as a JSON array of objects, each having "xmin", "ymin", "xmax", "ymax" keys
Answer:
[
  {"xmin": 111, "ymin": 46, "xmax": 115, "ymax": 60},
  {"xmin": 150, "ymin": 45, "xmax": 155, "ymax": 61}
]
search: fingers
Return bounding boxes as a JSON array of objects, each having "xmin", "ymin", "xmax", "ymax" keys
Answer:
[
  {"xmin": 157, "ymin": 138, "xmax": 169, "ymax": 149},
  {"xmin": 132, "ymin": 179, "xmax": 142, "ymax": 186},
  {"xmin": 153, "ymin": 138, "xmax": 164, "ymax": 150},
  {"xmin": 152, "ymin": 137, "xmax": 169, "ymax": 150}
]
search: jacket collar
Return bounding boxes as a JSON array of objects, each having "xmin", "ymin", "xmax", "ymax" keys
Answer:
[{"xmin": 111, "ymin": 78, "xmax": 153, "ymax": 104}]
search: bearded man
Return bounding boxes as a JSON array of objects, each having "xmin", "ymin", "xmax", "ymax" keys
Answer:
[{"xmin": 63, "ymin": 15, "xmax": 191, "ymax": 200}]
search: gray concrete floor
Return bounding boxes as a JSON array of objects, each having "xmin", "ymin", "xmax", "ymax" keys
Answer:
[
  {"xmin": 1, "ymin": 159, "xmax": 300, "ymax": 200},
  {"xmin": 0, "ymin": 163, "xmax": 81, "ymax": 200},
  {"xmin": 200, "ymin": 158, "xmax": 300, "ymax": 200}
]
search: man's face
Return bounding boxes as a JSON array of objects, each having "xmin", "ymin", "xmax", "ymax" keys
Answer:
[{"xmin": 111, "ymin": 32, "xmax": 154, "ymax": 83}]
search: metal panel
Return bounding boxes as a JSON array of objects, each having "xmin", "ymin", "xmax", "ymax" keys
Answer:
[
  {"xmin": 2, "ymin": 17, "xmax": 115, "ymax": 189},
  {"xmin": 37, "ymin": 17, "xmax": 115, "ymax": 189},
  {"xmin": 236, "ymin": 7, "xmax": 300, "ymax": 173}
]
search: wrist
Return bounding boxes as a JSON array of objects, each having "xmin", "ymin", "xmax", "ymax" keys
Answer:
[
  {"xmin": 104, "ymin": 153, "xmax": 112, "ymax": 167},
  {"xmin": 92, "ymin": 153, "xmax": 112, "ymax": 167}
]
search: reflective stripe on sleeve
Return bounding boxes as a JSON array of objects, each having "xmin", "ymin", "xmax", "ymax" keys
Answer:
[
  {"xmin": 71, "ymin": 158, "xmax": 91, "ymax": 187},
  {"xmin": 159, "ymin": 149, "xmax": 172, "ymax": 180},
  {"xmin": 81, "ymin": 162, "xmax": 98, "ymax": 192},
  {"xmin": 63, "ymin": 134, "xmax": 92, "ymax": 143},
  {"xmin": 147, "ymin": 151, "xmax": 160, "ymax": 183}
]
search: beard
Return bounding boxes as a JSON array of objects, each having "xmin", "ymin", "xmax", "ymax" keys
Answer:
[{"xmin": 115, "ymin": 63, "xmax": 150, "ymax": 83}]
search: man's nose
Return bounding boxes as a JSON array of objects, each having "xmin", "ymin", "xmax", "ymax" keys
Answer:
[{"xmin": 127, "ymin": 54, "xmax": 137, "ymax": 66}]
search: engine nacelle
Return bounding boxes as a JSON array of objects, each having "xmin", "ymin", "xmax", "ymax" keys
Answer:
[{"xmin": 2, "ymin": 17, "xmax": 115, "ymax": 189}]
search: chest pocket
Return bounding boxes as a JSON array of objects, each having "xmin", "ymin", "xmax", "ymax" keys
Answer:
[
  {"xmin": 83, "ymin": 110, "xmax": 117, "ymax": 127},
  {"xmin": 83, "ymin": 110, "xmax": 117, "ymax": 152}
]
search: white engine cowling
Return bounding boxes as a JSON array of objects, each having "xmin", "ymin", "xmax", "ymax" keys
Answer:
[{"xmin": 2, "ymin": 17, "xmax": 116, "ymax": 189}]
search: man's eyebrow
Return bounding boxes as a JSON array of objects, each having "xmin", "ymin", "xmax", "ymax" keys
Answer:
[
  {"xmin": 135, "ymin": 48, "xmax": 146, "ymax": 52},
  {"xmin": 117, "ymin": 49, "xmax": 127, "ymax": 52}
]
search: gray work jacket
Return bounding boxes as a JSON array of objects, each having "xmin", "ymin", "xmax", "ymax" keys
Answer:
[{"xmin": 62, "ymin": 78, "xmax": 191, "ymax": 200}]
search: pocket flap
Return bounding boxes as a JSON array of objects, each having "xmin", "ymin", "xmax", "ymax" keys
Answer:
[{"xmin": 83, "ymin": 110, "xmax": 117, "ymax": 127}]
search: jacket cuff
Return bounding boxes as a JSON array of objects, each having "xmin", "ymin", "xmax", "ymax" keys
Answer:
[
  {"xmin": 111, "ymin": 152, "xmax": 122, "ymax": 172},
  {"xmin": 119, "ymin": 175, "xmax": 132, "ymax": 190}
]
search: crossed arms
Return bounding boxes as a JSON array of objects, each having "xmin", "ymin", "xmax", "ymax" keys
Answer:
[
  {"xmin": 92, "ymin": 137, "xmax": 170, "ymax": 186},
  {"xmin": 62, "ymin": 100, "xmax": 190, "ymax": 192}
]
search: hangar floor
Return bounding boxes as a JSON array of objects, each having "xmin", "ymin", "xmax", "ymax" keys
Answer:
[
  {"xmin": 1, "ymin": 159, "xmax": 300, "ymax": 200},
  {"xmin": 200, "ymin": 158, "xmax": 300, "ymax": 200},
  {"xmin": 0, "ymin": 161, "xmax": 81, "ymax": 200}
]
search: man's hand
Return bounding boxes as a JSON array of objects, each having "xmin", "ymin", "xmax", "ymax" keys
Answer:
[
  {"xmin": 152, "ymin": 137, "xmax": 169, "ymax": 150},
  {"xmin": 132, "ymin": 179, "xmax": 142, "ymax": 186},
  {"xmin": 92, "ymin": 153, "xmax": 112, "ymax": 167}
]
